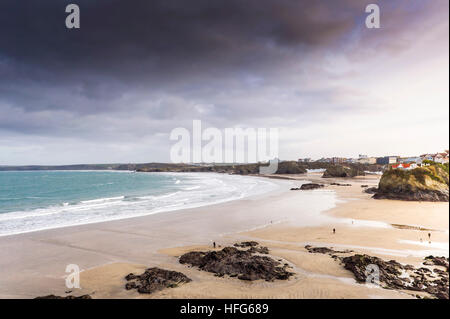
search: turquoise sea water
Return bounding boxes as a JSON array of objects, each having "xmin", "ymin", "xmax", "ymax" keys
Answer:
[
  {"xmin": 0, "ymin": 171, "xmax": 278, "ymax": 236},
  {"xmin": 0, "ymin": 171, "xmax": 177, "ymax": 214}
]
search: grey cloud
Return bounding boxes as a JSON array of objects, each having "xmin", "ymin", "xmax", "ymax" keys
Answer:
[{"xmin": 0, "ymin": 1, "xmax": 447, "ymax": 164}]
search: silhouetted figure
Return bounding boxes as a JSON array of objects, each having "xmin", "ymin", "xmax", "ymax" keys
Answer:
[
  {"xmin": 333, "ymin": 228, "xmax": 336, "ymax": 234},
  {"xmin": 428, "ymin": 233, "xmax": 431, "ymax": 240},
  {"xmin": 213, "ymin": 242, "xmax": 216, "ymax": 249}
]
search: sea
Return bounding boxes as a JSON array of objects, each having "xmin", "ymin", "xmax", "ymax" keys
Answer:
[{"xmin": 0, "ymin": 171, "xmax": 279, "ymax": 236}]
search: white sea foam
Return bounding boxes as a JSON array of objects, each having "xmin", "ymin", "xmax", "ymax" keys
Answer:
[{"xmin": 0, "ymin": 173, "xmax": 280, "ymax": 237}]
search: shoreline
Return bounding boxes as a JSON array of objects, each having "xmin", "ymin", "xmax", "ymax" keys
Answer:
[
  {"xmin": 0, "ymin": 173, "xmax": 448, "ymax": 298},
  {"xmin": 0, "ymin": 172, "xmax": 282, "ymax": 238}
]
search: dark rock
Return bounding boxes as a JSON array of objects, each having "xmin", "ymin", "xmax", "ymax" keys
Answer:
[
  {"xmin": 179, "ymin": 246, "xmax": 294, "ymax": 282},
  {"xmin": 322, "ymin": 166, "xmax": 365, "ymax": 178},
  {"xmin": 330, "ymin": 182, "xmax": 352, "ymax": 186},
  {"xmin": 364, "ymin": 187, "xmax": 378, "ymax": 194},
  {"xmin": 124, "ymin": 267, "xmax": 191, "ymax": 294},
  {"xmin": 304, "ymin": 245, "xmax": 352, "ymax": 255},
  {"xmin": 234, "ymin": 241, "xmax": 259, "ymax": 248},
  {"xmin": 234, "ymin": 241, "xmax": 269, "ymax": 254},
  {"xmin": 342, "ymin": 254, "xmax": 404, "ymax": 288},
  {"xmin": 372, "ymin": 165, "xmax": 449, "ymax": 202},
  {"xmin": 424, "ymin": 256, "xmax": 449, "ymax": 271},
  {"xmin": 340, "ymin": 254, "xmax": 449, "ymax": 299},
  {"xmin": 299, "ymin": 183, "xmax": 325, "ymax": 190},
  {"xmin": 373, "ymin": 190, "xmax": 449, "ymax": 202}
]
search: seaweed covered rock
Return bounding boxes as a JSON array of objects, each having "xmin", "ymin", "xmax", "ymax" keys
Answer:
[
  {"xmin": 234, "ymin": 241, "xmax": 259, "ymax": 248},
  {"xmin": 125, "ymin": 267, "xmax": 191, "ymax": 294},
  {"xmin": 179, "ymin": 246, "xmax": 293, "ymax": 281},
  {"xmin": 364, "ymin": 187, "xmax": 378, "ymax": 194},
  {"xmin": 234, "ymin": 241, "xmax": 269, "ymax": 254},
  {"xmin": 341, "ymin": 254, "xmax": 404, "ymax": 288},
  {"xmin": 423, "ymin": 255, "xmax": 449, "ymax": 271},
  {"xmin": 300, "ymin": 183, "xmax": 325, "ymax": 190},
  {"xmin": 373, "ymin": 164, "xmax": 449, "ymax": 202},
  {"xmin": 341, "ymin": 254, "xmax": 449, "ymax": 299},
  {"xmin": 305, "ymin": 245, "xmax": 352, "ymax": 255}
]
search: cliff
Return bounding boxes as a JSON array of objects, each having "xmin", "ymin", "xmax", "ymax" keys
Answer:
[
  {"xmin": 137, "ymin": 161, "xmax": 307, "ymax": 175},
  {"xmin": 373, "ymin": 164, "xmax": 449, "ymax": 202}
]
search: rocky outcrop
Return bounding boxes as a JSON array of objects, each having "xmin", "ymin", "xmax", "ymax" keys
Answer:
[
  {"xmin": 301, "ymin": 183, "xmax": 325, "ymax": 190},
  {"xmin": 364, "ymin": 187, "xmax": 378, "ymax": 194},
  {"xmin": 330, "ymin": 182, "xmax": 352, "ymax": 186},
  {"xmin": 373, "ymin": 189, "xmax": 449, "ymax": 201},
  {"xmin": 291, "ymin": 183, "xmax": 324, "ymax": 190},
  {"xmin": 305, "ymin": 245, "xmax": 352, "ymax": 255},
  {"xmin": 341, "ymin": 255, "xmax": 405, "ymax": 288},
  {"xmin": 372, "ymin": 165, "xmax": 449, "ymax": 202},
  {"xmin": 125, "ymin": 267, "xmax": 191, "ymax": 294},
  {"xmin": 234, "ymin": 241, "xmax": 269, "ymax": 254},
  {"xmin": 304, "ymin": 245, "xmax": 449, "ymax": 299},
  {"xmin": 35, "ymin": 294, "xmax": 92, "ymax": 299},
  {"xmin": 179, "ymin": 245, "xmax": 293, "ymax": 281},
  {"xmin": 341, "ymin": 254, "xmax": 449, "ymax": 299},
  {"xmin": 322, "ymin": 165, "xmax": 365, "ymax": 178},
  {"xmin": 423, "ymin": 255, "xmax": 449, "ymax": 271}
]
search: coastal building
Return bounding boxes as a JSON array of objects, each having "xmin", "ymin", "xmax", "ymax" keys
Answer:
[
  {"xmin": 358, "ymin": 155, "xmax": 377, "ymax": 165},
  {"xmin": 331, "ymin": 157, "xmax": 347, "ymax": 164},
  {"xmin": 420, "ymin": 151, "xmax": 449, "ymax": 164},
  {"xmin": 399, "ymin": 157, "xmax": 422, "ymax": 164},
  {"xmin": 376, "ymin": 156, "xmax": 399, "ymax": 165},
  {"xmin": 316, "ymin": 158, "xmax": 333, "ymax": 163},
  {"xmin": 298, "ymin": 158, "xmax": 311, "ymax": 163},
  {"xmin": 391, "ymin": 163, "xmax": 417, "ymax": 170},
  {"xmin": 434, "ymin": 152, "xmax": 449, "ymax": 164},
  {"xmin": 420, "ymin": 154, "xmax": 435, "ymax": 162}
]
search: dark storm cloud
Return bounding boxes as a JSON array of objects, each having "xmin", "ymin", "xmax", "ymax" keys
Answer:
[
  {"xmin": 1, "ymin": 0, "xmax": 355, "ymax": 68},
  {"xmin": 0, "ymin": 0, "xmax": 447, "ymax": 165},
  {"xmin": 0, "ymin": 0, "xmax": 358, "ymax": 107}
]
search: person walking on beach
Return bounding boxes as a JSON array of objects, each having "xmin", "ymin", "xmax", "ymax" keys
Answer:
[
  {"xmin": 333, "ymin": 228, "xmax": 336, "ymax": 234},
  {"xmin": 213, "ymin": 242, "xmax": 216, "ymax": 249}
]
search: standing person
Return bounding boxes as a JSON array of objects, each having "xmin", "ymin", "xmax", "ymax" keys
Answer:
[
  {"xmin": 213, "ymin": 242, "xmax": 216, "ymax": 249},
  {"xmin": 333, "ymin": 228, "xmax": 336, "ymax": 234}
]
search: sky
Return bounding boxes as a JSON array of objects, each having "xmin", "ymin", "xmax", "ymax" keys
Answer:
[{"xmin": 0, "ymin": 0, "xmax": 448, "ymax": 165}]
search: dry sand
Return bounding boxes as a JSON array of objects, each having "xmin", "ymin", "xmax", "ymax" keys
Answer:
[{"xmin": 0, "ymin": 173, "xmax": 448, "ymax": 299}]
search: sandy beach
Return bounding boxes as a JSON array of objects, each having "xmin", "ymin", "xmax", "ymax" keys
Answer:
[{"xmin": 0, "ymin": 173, "xmax": 448, "ymax": 299}]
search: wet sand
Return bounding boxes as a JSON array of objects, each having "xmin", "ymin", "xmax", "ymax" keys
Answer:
[{"xmin": 0, "ymin": 173, "xmax": 448, "ymax": 299}]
